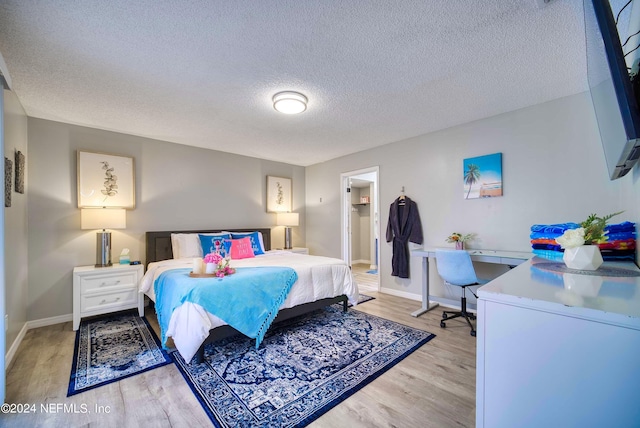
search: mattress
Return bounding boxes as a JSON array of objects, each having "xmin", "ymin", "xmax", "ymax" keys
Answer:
[{"xmin": 140, "ymin": 250, "xmax": 359, "ymax": 362}]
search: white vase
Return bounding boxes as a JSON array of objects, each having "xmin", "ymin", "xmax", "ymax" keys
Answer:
[
  {"xmin": 205, "ymin": 263, "xmax": 216, "ymax": 274},
  {"xmin": 562, "ymin": 245, "xmax": 603, "ymax": 271}
]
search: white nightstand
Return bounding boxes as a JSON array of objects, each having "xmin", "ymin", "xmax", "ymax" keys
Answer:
[
  {"xmin": 289, "ymin": 247, "xmax": 309, "ymax": 255},
  {"xmin": 73, "ymin": 263, "xmax": 144, "ymax": 330}
]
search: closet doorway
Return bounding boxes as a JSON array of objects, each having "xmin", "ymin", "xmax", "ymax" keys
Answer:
[{"xmin": 340, "ymin": 167, "xmax": 380, "ymax": 293}]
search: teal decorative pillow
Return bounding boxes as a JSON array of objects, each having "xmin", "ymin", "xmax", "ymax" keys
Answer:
[
  {"xmin": 199, "ymin": 234, "xmax": 232, "ymax": 258},
  {"xmin": 230, "ymin": 232, "xmax": 265, "ymax": 255}
]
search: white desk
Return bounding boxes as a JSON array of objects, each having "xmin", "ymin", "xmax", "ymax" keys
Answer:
[
  {"xmin": 476, "ymin": 257, "xmax": 640, "ymax": 427},
  {"xmin": 410, "ymin": 248, "xmax": 532, "ymax": 317}
]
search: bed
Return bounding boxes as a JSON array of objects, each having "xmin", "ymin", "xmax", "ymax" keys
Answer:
[{"xmin": 141, "ymin": 228, "xmax": 359, "ymax": 363}]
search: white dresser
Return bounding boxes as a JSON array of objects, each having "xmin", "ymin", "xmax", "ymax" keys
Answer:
[
  {"xmin": 476, "ymin": 257, "xmax": 640, "ymax": 427},
  {"xmin": 73, "ymin": 263, "xmax": 144, "ymax": 330}
]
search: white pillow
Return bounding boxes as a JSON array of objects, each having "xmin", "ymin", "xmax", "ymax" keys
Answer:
[{"xmin": 171, "ymin": 234, "xmax": 200, "ymax": 259}]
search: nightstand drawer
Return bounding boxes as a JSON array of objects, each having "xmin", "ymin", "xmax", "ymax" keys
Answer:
[
  {"xmin": 80, "ymin": 288, "xmax": 138, "ymax": 313},
  {"xmin": 73, "ymin": 264, "xmax": 145, "ymax": 330},
  {"xmin": 80, "ymin": 271, "xmax": 137, "ymax": 294}
]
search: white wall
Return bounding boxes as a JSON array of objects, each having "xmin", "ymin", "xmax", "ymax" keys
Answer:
[
  {"xmin": 306, "ymin": 92, "xmax": 639, "ymax": 301},
  {"xmin": 4, "ymin": 89, "xmax": 27, "ymax": 349},
  {"xmin": 27, "ymin": 118, "xmax": 305, "ymax": 321},
  {"xmin": 358, "ymin": 187, "xmax": 371, "ymax": 264},
  {"xmin": 350, "ymin": 186, "xmax": 372, "ymax": 264},
  {"xmin": 350, "ymin": 189, "xmax": 361, "ymax": 261}
]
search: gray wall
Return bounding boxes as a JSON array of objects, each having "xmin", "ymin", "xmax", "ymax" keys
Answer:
[
  {"xmin": 17, "ymin": 90, "xmax": 640, "ymax": 320},
  {"xmin": 27, "ymin": 118, "xmax": 305, "ymax": 321},
  {"xmin": 306, "ymin": 92, "xmax": 639, "ymax": 301},
  {"xmin": 4, "ymin": 89, "xmax": 27, "ymax": 349}
]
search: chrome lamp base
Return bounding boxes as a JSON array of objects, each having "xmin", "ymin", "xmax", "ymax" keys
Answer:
[
  {"xmin": 95, "ymin": 231, "xmax": 112, "ymax": 267},
  {"xmin": 284, "ymin": 227, "xmax": 293, "ymax": 250}
]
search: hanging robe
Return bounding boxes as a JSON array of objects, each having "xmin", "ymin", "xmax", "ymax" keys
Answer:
[{"xmin": 386, "ymin": 196, "xmax": 423, "ymax": 278}]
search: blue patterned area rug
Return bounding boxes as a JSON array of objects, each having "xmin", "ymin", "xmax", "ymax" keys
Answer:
[
  {"xmin": 351, "ymin": 293, "xmax": 375, "ymax": 306},
  {"xmin": 67, "ymin": 310, "xmax": 172, "ymax": 396},
  {"xmin": 172, "ymin": 306, "xmax": 435, "ymax": 427}
]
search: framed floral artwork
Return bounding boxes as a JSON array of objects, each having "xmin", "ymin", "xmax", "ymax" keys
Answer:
[
  {"xmin": 15, "ymin": 150, "xmax": 25, "ymax": 194},
  {"xmin": 77, "ymin": 151, "xmax": 135, "ymax": 208},
  {"xmin": 5, "ymin": 157, "xmax": 12, "ymax": 208},
  {"xmin": 266, "ymin": 175, "xmax": 292, "ymax": 212}
]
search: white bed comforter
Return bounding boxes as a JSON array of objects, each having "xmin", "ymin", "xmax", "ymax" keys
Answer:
[{"xmin": 140, "ymin": 251, "xmax": 359, "ymax": 362}]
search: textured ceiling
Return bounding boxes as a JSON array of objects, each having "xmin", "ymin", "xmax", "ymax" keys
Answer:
[{"xmin": 0, "ymin": 0, "xmax": 591, "ymax": 166}]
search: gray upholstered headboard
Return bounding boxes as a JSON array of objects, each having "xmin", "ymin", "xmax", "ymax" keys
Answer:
[{"xmin": 145, "ymin": 228, "xmax": 272, "ymax": 265}]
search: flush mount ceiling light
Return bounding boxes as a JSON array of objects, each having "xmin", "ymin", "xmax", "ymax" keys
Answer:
[{"xmin": 273, "ymin": 91, "xmax": 308, "ymax": 114}]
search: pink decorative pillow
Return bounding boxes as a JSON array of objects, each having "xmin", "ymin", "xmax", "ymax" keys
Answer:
[{"xmin": 230, "ymin": 237, "xmax": 255, "ymax": 259}]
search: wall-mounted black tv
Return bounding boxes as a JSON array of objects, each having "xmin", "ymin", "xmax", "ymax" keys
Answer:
[{"xmin": 584, "ymin": 0, "xmax": 640, "ymax": 180}]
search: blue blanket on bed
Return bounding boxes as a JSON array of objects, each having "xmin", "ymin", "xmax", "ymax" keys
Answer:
[{"xmin": 154, "ymin": 267, "xmax": 298, "ymax": 349}]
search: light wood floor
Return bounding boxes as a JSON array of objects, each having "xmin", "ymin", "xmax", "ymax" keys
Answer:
[
  {"xmin": 2, "ymin": 289, "xmax": 476, "ymax": 427},
  {"xmin": 351, "ymin": 263, "xmax": 378, "ymax": 290}
]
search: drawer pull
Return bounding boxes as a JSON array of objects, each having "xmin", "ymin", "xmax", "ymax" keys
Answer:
[
  {"xmin": 100, "ymin": 297, "xmax": 121, "ymax": 305},
  {"xmin": 100, "ymin": 280, "xmax": 121, "ymax": 287}
]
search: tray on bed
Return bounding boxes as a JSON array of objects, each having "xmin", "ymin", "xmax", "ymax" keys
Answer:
[{"xmin": 189, "ymin": 272, "xmax": 219, "ymax": 278}]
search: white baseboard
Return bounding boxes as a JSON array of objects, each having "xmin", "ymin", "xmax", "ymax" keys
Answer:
[
  {"xmin": 352, "ymin": 259, "xmax": 370, "ymax": 265},
  {"xmin": 377, "ymin": 289, "xmax": 477, "ymax": 312},
  {"xmin": 5, "ymin": 322, "xmax": 28, "ymax": 370},
  {"xmin": 26, "ymin": 313, "xmax": 73, "ymax": 330},
  {"xmin": 430, "ymin": 296, "xmax": 477, "ymax": 312},
  {"xmin": 379, "ymin": 287, "xmax": 421, "ymax": 302},
  {"xmin": 5, "ymin": 313, "xmax": 73, "ymax": 369}
]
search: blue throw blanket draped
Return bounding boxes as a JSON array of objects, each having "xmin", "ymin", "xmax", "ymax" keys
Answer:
[{"xmin": 154, "ymin": 267, "xmax": 298, "ymax": 349}]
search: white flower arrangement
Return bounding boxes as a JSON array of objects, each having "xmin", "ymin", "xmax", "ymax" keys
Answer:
[
  {"xmin": 556, "ymin": 211, "xmax": 623, "ymax": 249},
  {"xmin": 555, "ymin": 228, "xmax": 586, "ymax": 249}
]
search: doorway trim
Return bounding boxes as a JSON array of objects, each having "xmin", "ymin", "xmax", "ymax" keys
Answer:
[{"xmin": 340, "ymin": 166, "xmax": 380, "ymax": 290}]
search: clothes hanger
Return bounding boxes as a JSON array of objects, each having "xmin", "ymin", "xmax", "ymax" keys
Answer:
[{"xmin": 399, "ymin": 187, "xmax": 406, "ymax": 204}]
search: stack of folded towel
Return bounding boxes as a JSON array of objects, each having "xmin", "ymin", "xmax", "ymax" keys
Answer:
[
  {"xmin": 530, "ymin": 221, "xmax": 636, "ymax": 261},
  {"xmin": 599, "ymin": 221, "xmax": 636, "ymax": 261},
  {"xmin": 530, "ymin": 223, "xmax": 579, "ymax": 260}
]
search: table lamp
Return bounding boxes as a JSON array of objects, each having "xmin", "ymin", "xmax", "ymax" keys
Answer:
[
  {"xmin": 81, "ymin": 207, "xmax": 126, "ymax": 267},
  {"xmin": 276, "ymin": 212, "xmax": 299, "ymax": 250}
]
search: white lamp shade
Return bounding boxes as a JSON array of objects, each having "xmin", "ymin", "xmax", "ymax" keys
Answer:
[
  {"xmin": 81, "ymin": 208, "xmax": 126, "ymax": 230},
  {"xmin": 276, "ymin": 212, "xmax": 299, "ymax": 227}
]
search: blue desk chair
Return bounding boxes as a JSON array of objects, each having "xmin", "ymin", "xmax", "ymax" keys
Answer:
[{"xmin": 435, "ymin": 249, "xmax": 487, "ymax": 337}]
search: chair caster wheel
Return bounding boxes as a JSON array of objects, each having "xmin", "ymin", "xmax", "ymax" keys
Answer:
[
  {"xmin": 470, "ymin": 330, "xmax": 476, "ymax": 337},
  {"xmin": 440, "ymin": 321, "xmax": 446, "ymax": 328},
  {"xmin": 442, "ymin": 313, "xmax": 448, "ymax": 320}
]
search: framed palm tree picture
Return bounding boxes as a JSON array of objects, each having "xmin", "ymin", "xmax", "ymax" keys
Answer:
[{"xmin": 463, "ymin": 153, "xmax": 502, "ymax": 199}]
